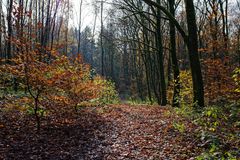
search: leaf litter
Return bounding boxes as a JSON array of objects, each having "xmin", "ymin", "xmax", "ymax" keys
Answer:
[{"xmin": 0, "ymin": 104, "xmax": 202, "ymax": 159}]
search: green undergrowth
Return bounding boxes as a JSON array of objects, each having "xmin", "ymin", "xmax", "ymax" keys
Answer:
[
  {"xmin": 173, "ymin": 101, "xmax": 240, "ymax": 160},
  {"xmin": 125, "ymin": 97, "xmax": 158, "ymax": 105}
]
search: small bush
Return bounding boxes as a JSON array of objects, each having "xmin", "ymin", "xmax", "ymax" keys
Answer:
[
  {"xmin": 0, "ymin": 53, "xmax": 119, "ymax": 130},
  {"xmin": 233, "ymin": 67, "xmax": 240, "ymax": 93},
  {"xmin": 93, "ymin": 77, "xmax": 119, "ymax": 105},
  {"xmin": 168, "ymin": 70, "xmax": 193, "ymax": 106},
  {"xmin": 196, "ymin": 103, "xmax": 240, "ymax": 159}
]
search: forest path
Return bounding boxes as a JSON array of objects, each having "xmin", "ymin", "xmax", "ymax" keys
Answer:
[
  {"xmin": 85, "ymin": 104, "xmax": 201, "ymax": 159},
  {"xmin": 0, "ymin": 104, "xmax": 201, "ymax": 160}
]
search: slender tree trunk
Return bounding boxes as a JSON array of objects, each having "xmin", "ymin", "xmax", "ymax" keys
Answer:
[
  {"xmin": 219, "ymin": 0, "xmax": 229, "ymax": 53},
  {"xmin": 34, "ymin": 96, "xmax": 40, "ymax": 132},
  {"xmin": 57, "ymin": 17, "xmax": 63, "ymax": 46},
  {"xmin": 142, "ymin": 28, "xmax": 152, "ymax": 103},
  {"xmin": 169, "ymin": 0, "xmax": 180, "ymax": 107},
  {"xmin": 156, "ymin": 0, "xmax": 167, "ymax": 106},
  {"xmin": 78, "ymin": 0, "xmax": 83, "ymax": 54},
  {"xmin": 238, "ymin": 29, "xmax": 240, "ymax": 66},
  {"xmin": 44, "ymin": 0, "xmax": 51, "ymax": 47},
  {"xmin": 65, "ymin": 0, "xmax": 70, "ymax": 55},
  {"xmin": 6, "ymin": 0, "xmax": 13, "ymax": 60},
  {"xmin": 92, "ymin": 4, "xmax": 98, "ymax": 42},
  {"xmin": 0, "ymin": 0, "xmax": 2, "ymax": 58},
  {"xmin": 100, "ymin": 0, "xmax": 104, "ymax": 76},
  {"xmin": 225, "ymin": 0, "xmax": 229, "ymax": 50},
  {"xmin": 41, "ymin": 0, "xmax": 44, "ymax": 46},
  {"xmin": 50, "ymin": 0, "xmax": 60, "ymax": 49}
]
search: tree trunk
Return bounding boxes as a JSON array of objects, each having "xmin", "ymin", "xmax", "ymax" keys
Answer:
[
  {"xmin": 142, "ymin": 0, "xmax": 204, "ymax": 107},
  {"xmin": 156, "ymin": 0, "xmax": 167, "ymax": 106},
  {"xmin": 100, "ymin": 0, "xmax": 104, "ymax": 76},
  {"xmin": 6, "ymin": 0, "xmax": 13, "ymax": 60},
  {"xmin": 78, "ymin": 0, "xmax": 83, "ymax": 54},
  {"xmin": 0, "ymin": 0, "xmax": 2, "ymax": 58},
  {"xmin": 34, "ymin": 97, "xmax": 40, "ymax": 132},
  {"xmin": 185, "ymin": 0, "xmax": 204, "ymax": 108},
  {"xmin": 169, "ymin": 0, "xmax": 180, "ymax": 107}
]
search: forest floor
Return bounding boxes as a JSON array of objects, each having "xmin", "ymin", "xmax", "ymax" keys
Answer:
[{"xmin": 0, "ymin": 104, "xmax": 203, "ymax": 160}]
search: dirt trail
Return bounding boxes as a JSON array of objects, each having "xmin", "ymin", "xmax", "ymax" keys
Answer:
[{"xmin": 0, "ymin": 105, "xmax": 200, "ymax": 160}]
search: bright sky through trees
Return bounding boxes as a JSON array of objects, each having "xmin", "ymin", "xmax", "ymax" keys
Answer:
[{"xmin": 71, "ymin": 0, "xmax": 95, "ymax": 29}]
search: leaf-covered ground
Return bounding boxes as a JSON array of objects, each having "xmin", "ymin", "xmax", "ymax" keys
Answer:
[{"xmin": 0, "ymin": 104, "xmax": 202, "ymax": 160}]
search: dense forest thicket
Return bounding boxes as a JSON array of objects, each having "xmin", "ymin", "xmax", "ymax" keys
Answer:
[{"xmin": 0, "ymin": 0, "xmax": 239, "ymax": 159}]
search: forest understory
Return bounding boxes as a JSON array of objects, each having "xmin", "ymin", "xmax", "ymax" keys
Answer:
[{"xmin": 0, "ymin": 0, "xmax": 240, "ymax": 159}]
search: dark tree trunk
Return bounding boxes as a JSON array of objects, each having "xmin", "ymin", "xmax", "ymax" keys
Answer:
[
  {"xmin": 169, "ymin": 0, "xmax": 180, "ymax": 107},
  {"xmin": 156, "ymin": 0, "xmax": 167, "ymax": 106},
  {"xmin": 6, "ymin": 0, "xmax": 13, "ymax": 60},
  {"xmin": 34, "ymin": 97, "xmax": 40, "ymax": 132},
  {"xmin": 100, "ymin": 0, "xmax": 104, "ymax": 76},
  {"xmin": 0, "ymin": 0, "xmax": 2, "ymax": 58},
  {"xmin": 185, "ymin": 0, "xmax": 204, "ymax": 108}
]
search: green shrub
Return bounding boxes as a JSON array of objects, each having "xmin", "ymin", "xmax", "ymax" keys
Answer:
[
  {"xmin": 126, "ymin": 97, "xmax": 157, "ymax": 105},
  {"xmin": 173, "ymin": 121, "xmax": 186, "ymax": 133},
  {"xmin": 195, "ymin": 103, "xmax": 240, "ymax": 159},
  {"xmin": 93, "ymin": 77, "xmax": 119, "ymax": 105},
  {"xmin": 168, "ymin": 70, "xmax": 193, "ymax": 106},
  {"xmin": 173, "ymin": 101, "xmax": 240, "ymax": 159},
  {"xmin": 233, "ymin": 67, "xmax": 240, "ymax": 93}
]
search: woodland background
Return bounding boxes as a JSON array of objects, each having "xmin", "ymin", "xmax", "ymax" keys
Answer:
[{"xmin": 0, "ymin": 0, "xmax": 239, "ymax": 159}]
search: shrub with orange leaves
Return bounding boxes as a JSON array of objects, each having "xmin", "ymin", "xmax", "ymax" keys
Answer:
[
  {"xmin": 203, "ymin": 58, "xmax": 240, "ymax": 104},
  {"xmin": 49, "ymin": 55, "xmax": 102, "ymax": 110},
  {"xmin": 0, "ymin": 50, "xmax": 116, "ymax": 131}
]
